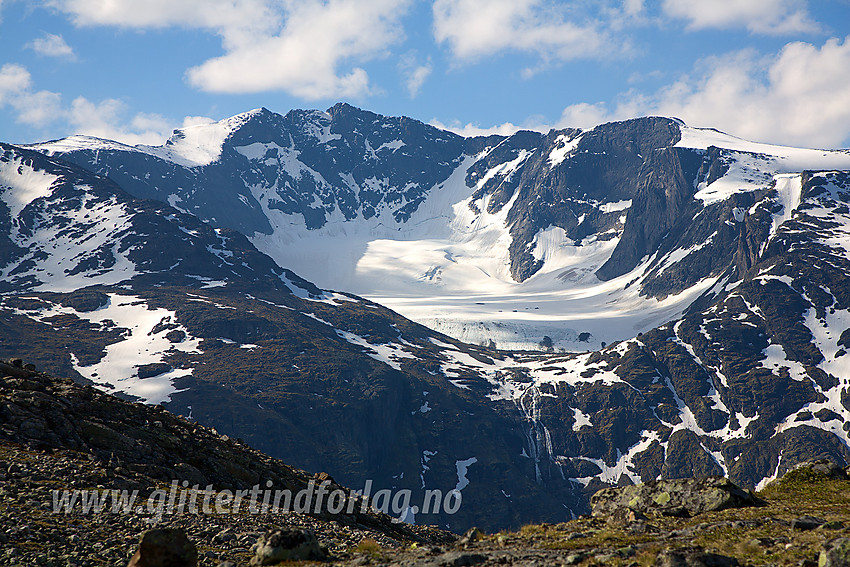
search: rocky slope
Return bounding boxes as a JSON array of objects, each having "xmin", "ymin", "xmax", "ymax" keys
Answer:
[
  {"xmin": 7, "ymin": 366, "xmax": 850, "ymax": 567},
  {"xmin": 0, "ymin": 358, "xmax": 455, "ymax": 566},
  {"xmin": 365, "ymin": 461, "xmax": 850, "ymax": 567}
]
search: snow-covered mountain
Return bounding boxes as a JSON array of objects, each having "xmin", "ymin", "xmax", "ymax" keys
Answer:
[
  {"xmin": 34, "ymin": 105, "xmax": 850, "ymax": 352},
  {"xmin": 5, "ymin": 105, "xmax": 850, "ymax": 531},
  {"xmin": 0, "ymin": 142, "xmax": 590, "ymax": 531}
]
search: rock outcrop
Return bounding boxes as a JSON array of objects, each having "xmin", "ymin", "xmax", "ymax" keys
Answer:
[{"xmin": 590, "ymin": 477, "xmax": 761, "ymax": 519}]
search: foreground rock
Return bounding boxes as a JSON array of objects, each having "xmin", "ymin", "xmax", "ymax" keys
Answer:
[
  {"xmin": 590, "ymin": 477, "xmax": 761, "ymax": 519},
  {"xmin": 337, "ymin": 463, "xmax": 850, "ymax": 566},
  {"xmin": 127, "ymin": 528, "xmax": 198, "ymax": 567},
  {"xmin": 776, "ymin": 460, "xmax": 850, "ymax": 483},
  {"xmin": 655, "ymin": 548, "xmax": 739, "ymax": 567},
  {"xmin": 820, "ymin": 538, "xmax": 850, "ymax": 567},
  {"xmin": 249, "ymin": 529, "xmax": 326, "ymax": 565},
  {"xmin": 5, "ymin": 357, "xmax": 850, "ymax": 566}
]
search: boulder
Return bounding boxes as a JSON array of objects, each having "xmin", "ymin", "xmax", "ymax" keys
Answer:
[
  {"xmin": 249, "ymin": 529, "xmax": 325, "ymax": 565},
  {"xmin": 127, "ymin": 528, "xmax": 197, "ymax": 567},
  {"xmin": 779, "ymin": 460, "xmax": 849, "ymax": 483},
  {"xmin": 791, "ymin": 516, "xmax": 825, "ymax": 531},
  {"xmin": 59, "ymin": 289, "xmax": 110, "ymax": 312},
  {"xmin": 656, "ymin": 548, "xmax": 739, "ymax": 567},
  {"xmin": 591, "ymin": 477, "xmax": 760, "ymax": 519},
  {"xmin": 820, "ymin": 538, "xmax": 850, "ymax": 567}
]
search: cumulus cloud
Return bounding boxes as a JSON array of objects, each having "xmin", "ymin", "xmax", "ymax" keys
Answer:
[
  {"xmin": 66, "ymin": 97, "xmax": 175, "ymax": 144},
  {"xmin": 556, "ymin": 37, "xmax": 850, "ymax": 148},
  {"xmin": 180, "ymin": 116, "xmax": 217, "ymax": 129},
  {"xmin": 557, "ymin": 102, "xmax": 628, "ymax": 130},
  {"xmin": 27, "ymin": 33, "xmax": 76, "ymax": 59},
  {"xmin": 0, "ymin": 63, "xmax": 201, "ymax": 145},
  {"xmin": 49, "ymin": 0, "xmax": 412, "ymax": 100},
  {"xmin": 0, "ymin": 64, "xmax": 32, "ymax": 105},
  {"xmin": 399, "ymin": 53, "xmax": 432, "ymax": 98},
  {"xmin": 405, "ymin": 64, "xmax": 432, "ymax": 98},
  {"xmin": 432, "ymin": 0, "xmax": 617, "ymax": 69},
  {"xmin": 430, "ymin": 116, "xmax": 553, "ymax": 138},
  {"xmin": 48, "ymin": 0, "xmax": 278, "ymax": 40},
  {"xmin": 661, "ymin": 0, "xmax": 819, "ymax": 35},
  {"xmin": 188, "ymin": 0, "xmax": 409, "ymax": 98}
]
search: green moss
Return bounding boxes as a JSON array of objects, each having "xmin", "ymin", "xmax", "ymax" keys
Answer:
[{"xmin": 354, "ymin": 537, "xmax": 385, "ymax": 561}]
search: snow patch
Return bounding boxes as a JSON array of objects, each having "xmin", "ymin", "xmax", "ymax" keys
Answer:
[
  {"xmin": 14, "ymin": 294, "xmax": 201, "ymax": 404},
  {"xmin": 454, "ymin": 457, "xmax": 478, "ymax": 492},
  {"xmin": 0, "ymin": 154, "xmax": 59, "ymax": 218},
  {"xmin": 548, "ymin": 133, "xmax": 582, "ymax": 168}
]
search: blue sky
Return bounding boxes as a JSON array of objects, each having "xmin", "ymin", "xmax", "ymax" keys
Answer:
[{"xmin": 1, "ymin": 0, "xmax": 849, "ymax": 147}]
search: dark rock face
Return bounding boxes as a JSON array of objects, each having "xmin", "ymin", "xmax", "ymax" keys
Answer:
[
  {"xmin": 465, "ymin": 117, "xmax": 684, "ymax": 282},
  {"xmin": 0, "ymin": 144, "xmax": 308, "ymax": 296},
  {"xmin": 596, "ymin": 145, "xmax": 693, "ymax": 281},
  {"xmin": 41, "ymin": 105, "xmax": 469, "ymax": 235},
  {"xmin": 38, "ymin": 108, "xmax": 690, "ymax": 286},
  {"xmin": 0, "ymin": 140, "xmax": 591, "ymax": 532},
  {"xmin": 662, "ymin": 431, "xmax": 725, "ymax": 480}
]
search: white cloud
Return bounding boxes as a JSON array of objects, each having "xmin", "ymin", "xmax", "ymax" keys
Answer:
[
  {"xmin": 623, "ymin": 0, "xmax": 644, "ymax": 18},
  {"xmin": 50, "ymin": 0, "xmax": 412, "ymax": 100},
  {"xmin": 48, "ymin": 0, "xmax": 278, "ymax": 40},
  {"xmin": 661, "ymin": 0, "xmax": 819, "ymax": 35},
  {"xmin": 0, "ymin": 63, "xmax": 195, "ymax": 145},
  {"xmin": 67, "ymin": 97, "xmax": 174, "ymax": 145},
  {"xmin": 0, "ymin": 64, "xmax": 32, "ymax": 105},
  {"xmin": 0, "ymin": 65, "xmax": 64, "ymax": 129},
  {"xmin": 557, "ymin": 102, "xmax": 623, "ymax": 130},
  {"xmin": 556, "ymin": 37, "xmax": 850, "ymax": 148},
  {"xmin": 180, "ymin": 116, "xmax": 217, "ymax": 128},
  {"xmin": 27, "ymin": 33, "xmax": 76, "ymax": 59},
  {"xmin": 16, "ymin": 90, "xmax": 64, "ymax": 127},
  {"xmin": 399, "ymin": 53, "xmax": 432, "ymax": 98},
  {"xmin": 432, "ymin": 0, "xmax": 617, "ymax": 68},
  {"xmin": 430, "ymin": 117, "xmax": 550, "ymax": 138}
]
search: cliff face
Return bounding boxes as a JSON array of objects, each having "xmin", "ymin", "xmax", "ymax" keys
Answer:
[{"xmin": 595, "ymin": 145, "xmax": 695, "ymax": 282}]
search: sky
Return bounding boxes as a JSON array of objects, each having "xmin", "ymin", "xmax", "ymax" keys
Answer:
[{"xmin": 1, "ymin": 0, "xmax": 850, "ymax": 148}]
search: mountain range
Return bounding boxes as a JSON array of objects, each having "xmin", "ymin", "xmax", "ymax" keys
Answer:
[{"xmin": 3, "ymin": 103, "xmax": 850, "ymax": 531}]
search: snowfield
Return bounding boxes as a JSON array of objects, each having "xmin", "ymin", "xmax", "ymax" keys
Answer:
[{"xmin": 8, "ymin": 294, "xmax": 201, "ymax": 404}]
